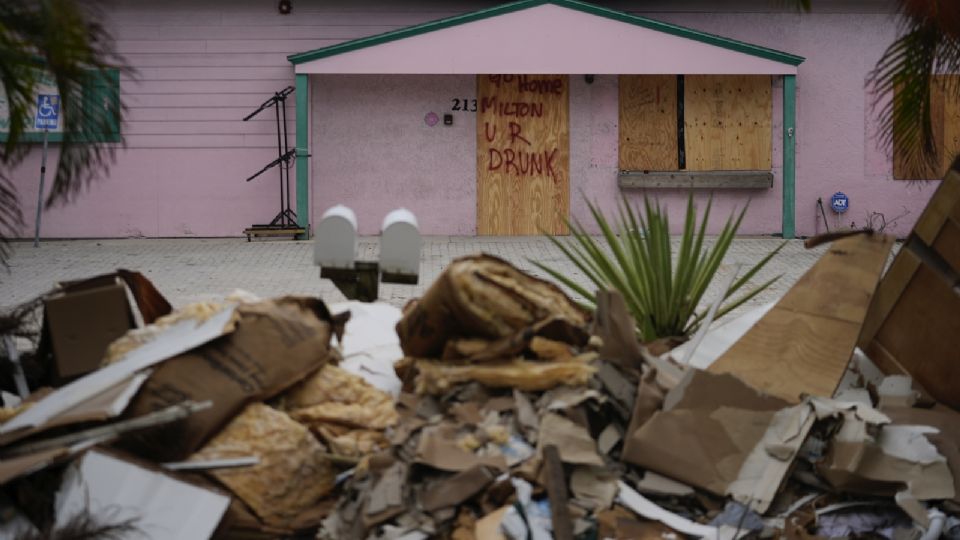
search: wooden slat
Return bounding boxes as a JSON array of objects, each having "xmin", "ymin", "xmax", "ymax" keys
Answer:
[
  {"xmin": 618, "ymin": 170, "xmax": 772, "ymax": 189},
  {"xmin": 476, "ymin": 75, "xmax": 569, "ymax": 235},
  {"xmin": 684, "ymin": 75, "xmax": 772, "ymax": 171},
  {"xmin": 618, "ymin": 75, "xmax": 677, "ymax": 171},
  {"xmin": 709, "ymin": 234, "xmax": 894, "ymax": 403}
]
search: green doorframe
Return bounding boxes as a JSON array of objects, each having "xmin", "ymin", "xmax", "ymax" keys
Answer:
[
  {"xmin": 296, "ymin": 73, "xmax": 310, "ymax": 237},
  {"xmin": 782, "ymin": 74, "xmax": 796, "ymax": 239}
]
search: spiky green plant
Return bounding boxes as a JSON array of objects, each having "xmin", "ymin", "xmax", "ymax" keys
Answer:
[{"xmin": 532, "ymin": 195, "xmax": 785, "ymax": 342}]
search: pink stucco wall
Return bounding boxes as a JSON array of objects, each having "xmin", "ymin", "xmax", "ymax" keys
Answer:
[
  {"xmin": 5, "ymin": 1, "xmax": 933, "ymax": 239},
  {"xmin": 312, "ymin": 75, "xmax": 477, "ymax": 235}
]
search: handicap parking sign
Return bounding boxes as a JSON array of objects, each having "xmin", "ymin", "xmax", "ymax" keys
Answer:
[
  {"xmin": 34, "ymin": 94, "xmax": 60, "ymax": 129},
  {"xmin": 830, "ymin": 191, "xmax": 849, "ymax": 214}
]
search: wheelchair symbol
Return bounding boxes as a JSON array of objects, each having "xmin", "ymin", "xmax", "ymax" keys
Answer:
[{"xmin": 38, "ymin": 97, "xmax": 56, "ymax": 118}]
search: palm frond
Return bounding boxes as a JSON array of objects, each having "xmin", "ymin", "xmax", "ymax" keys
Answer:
[
  {"xmin": 868, "ymin": 3, "xmax": 960, "ymax": 177},
  {"xmin": 0, "ymin": 0, "xmax": 130, "ymax": 264}
]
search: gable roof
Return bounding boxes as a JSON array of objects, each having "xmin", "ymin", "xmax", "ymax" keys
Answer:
[{"xmin": 288, "ymin": 0, "xmax": 803, "ymax": 74}]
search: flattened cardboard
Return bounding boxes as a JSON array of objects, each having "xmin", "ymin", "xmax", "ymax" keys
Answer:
[
  {"xmin": 421, "ymin": 465, "xmax": 497, "ymax": 512},
  {"xmin": 538, "ymin": 413, "xmax": 603, "ymax": 466},
  {"xmin": 122, "ymin": 298, "xmax": 334, "ymax": 461},
  {"xmin": 44, "ymin": 283, "xmax": 135, "ymax": 381}
]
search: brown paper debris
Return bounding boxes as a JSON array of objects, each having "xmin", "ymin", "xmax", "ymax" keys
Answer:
[
  {"xmin": 285, "ymin": 364, "xmax": 399, "ymax": 430},
  {"xmin": 538, "ymin": 413, "xmax": 603, "ymax": 466}
]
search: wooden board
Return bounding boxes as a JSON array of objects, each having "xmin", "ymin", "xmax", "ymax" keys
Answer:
[
  {"xmin": 618, "ymin": 170, "xmax": 772, "ymax": 189},
  {"xmin": 618, "ymin": 75, "xmax": 677, "ymax": 171},
  {"xmin": 709, "ymin": 233, "xmax": 894, "ymax": 403},
  {"xmin": 860, "ymin": 161, "xmax": 960, "ymax": 408},
  {"xmin": 684, "ymin": 75, "xmax": 772, "ymax": 171},
  {"xmin": 477, "ymin": 74, "xmax": 569, "ymax": 236}
]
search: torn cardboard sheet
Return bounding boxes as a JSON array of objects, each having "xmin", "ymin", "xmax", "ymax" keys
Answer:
[
  {"xmin": 421, "ymin": 465, "xmax": 498, "ymax": 512},
  {"xmin": 884, "ymin": 405, "xmax": 960, "ymax": 503},
  {"xmin": 592, "ymin": 289, "xmax": 645, "ymax": 370},
  {"xmin": 709, "ymin": 234, "xmax": 894, "ymax": 402},
  {"xmin": 55, "ymin": 449, "xmax": 229, "ymax": 540},
  {"xmin": 189, "ymin": 403, "xmax": 337, "ymax": 529},
  {"xmin": 121, "ymin": 297, "xmax": 335, "ymax": 461},
  {"xmin": 623, "ymin": 369, "xmax": 813, "ymax": 512},
  {"xmin": 538, "ymin": 413, "xmax": 603, "ymax": 466},
  {"xmin": 818, "ymin": 403, "xmax": 955, "ymax": 501},
  {"xmin": 395, "ymin": 254, "xmax": 589, "ymax": 358},
  {"xmin": 0, "ymin": 305, "xmax": 237, "ymax": 441},
  {"xmin": 570, "ymin": 466, "xmax": 618, "ymax": 510},
  {"xmin": 414, "ymin": 358, "xmax": 596, "ymax": 395},
  {"xmin": 415, "ymin": 424, "xmax": 508, "ymax": 472}
]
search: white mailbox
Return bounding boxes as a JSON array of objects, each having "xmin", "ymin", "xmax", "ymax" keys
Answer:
[
  {"xmin": 314, "ymin": 205, "xmax": 357, "ymax": 269},
  {"xmin": 379, "ymin": 208, "xmax": 421, "ymax": 280}
]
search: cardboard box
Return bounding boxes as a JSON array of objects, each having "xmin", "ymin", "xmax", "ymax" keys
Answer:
[{"xmin": 42, "ymin": 282, "xmax": 135, "ymax": 382}]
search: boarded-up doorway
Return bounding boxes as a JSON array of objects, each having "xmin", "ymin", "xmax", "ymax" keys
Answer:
[{"xmin": 477, "ymin": 75, "xmax": 569, "ymax": 235}]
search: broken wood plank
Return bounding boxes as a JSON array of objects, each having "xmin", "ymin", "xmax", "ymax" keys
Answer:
[
  {"xmin": 543, "ymin": 445, "xmax": 574, "ymax": 540},
  {"xmin": 708, "ymin": 233, "xmax": 894, "ymax": 402}
]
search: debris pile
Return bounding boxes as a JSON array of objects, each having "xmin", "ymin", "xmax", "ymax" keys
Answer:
[{"xmin": 0, "ymin": 174, "xmax": 959, "ymax": 540}]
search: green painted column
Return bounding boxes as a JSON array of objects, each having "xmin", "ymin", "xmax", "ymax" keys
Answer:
[
  {"xmin": 782, "ymin": 74, "xmax": 796, "ymax": 239},
  {"xmin": 295, "ymin": 73, "xmax": 310, "ymax": 237}
]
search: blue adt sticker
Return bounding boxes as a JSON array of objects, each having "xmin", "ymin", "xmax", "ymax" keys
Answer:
[
  {"xmin": 831, "ymin": 192, "xmax": 849, "ymax": 214},
  {"xmin": 34, "ymin": 94, "xmax": 60, "ymax": 130}
]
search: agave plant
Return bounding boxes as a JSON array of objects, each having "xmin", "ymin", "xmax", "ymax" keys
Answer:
[{"xmin": 532, "ymin": 195, "xmax": 785, "ymax": 342}]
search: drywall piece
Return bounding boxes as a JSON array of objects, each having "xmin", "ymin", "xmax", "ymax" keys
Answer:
[
  {"xmin": 330, "ymin": 301, "xmax": 404, "ymax": 397},
  {"xmin": 55, "ymin": 450, "xmax": 230, "ymax": 539},
  {"xmin": 709, "ymin": 233, "xmax": 893, "ymax": 403}
]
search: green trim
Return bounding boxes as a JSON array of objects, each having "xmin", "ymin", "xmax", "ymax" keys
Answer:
[
  {"xmin": 0, "ymin": 67, "xmax": 121, "ymax": 144},
  {"xmin": 782, "ymin": 75, "xmax": 796, "ymax": 239},
  {"xmin": 295, "ymin": 73, "xmax": 310, "ymax": 237},
  {"xmin": 288, "ymin": 0, "xmax": 804, "ymax": 67}
]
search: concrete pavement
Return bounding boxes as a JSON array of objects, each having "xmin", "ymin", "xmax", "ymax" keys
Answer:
[{"xmin": 1, "ymin": 236, "xmax": 841, "ymax": 324}]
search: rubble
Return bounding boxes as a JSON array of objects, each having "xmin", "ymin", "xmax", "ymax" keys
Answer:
[{"xmin": 0, "ymin": 225, "xmax": 958, "ymax": 539}]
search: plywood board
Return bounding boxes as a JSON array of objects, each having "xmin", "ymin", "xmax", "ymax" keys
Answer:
[
  {"xmin": 618, "ymin": 75, "xmax": 677, "ymax": 171},
  {"xmin": 859, "ymin": 159, "xmax": 960, "ymax": 408},
  {"xmin": 870, "ymin": 250, "xmax": 960, "ymax": 409},
  {"xmin": 477, "ymin": 74, "xmax": 569, "ymax": 236},
  {"xmin": 709, "ymin": 233, "xmax": 894, "ymax": 403},
  {"xmin": 684, "ymin": 76, "xmax": 772, "ymax": 171}
]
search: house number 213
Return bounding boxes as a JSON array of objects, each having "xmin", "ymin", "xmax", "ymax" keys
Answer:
[{"xmin": 451, "ymin": 98, "xmax": 477, "ymax": 112}]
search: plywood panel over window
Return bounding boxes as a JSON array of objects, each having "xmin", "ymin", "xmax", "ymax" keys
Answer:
[
  {"xmin": 619, "ymin": 75, "xmax": 677, "ymax": 171},
  {"xmin": 684, "ymin": 75, "xmax": 772, "ymax": 171},
  {"xmin": 893, "ymin": 75, "xmax": 959, "ymax": 180},
  {"xmin": 618, "ymin": 75, "xmax": 772, "ymax": 173}
]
